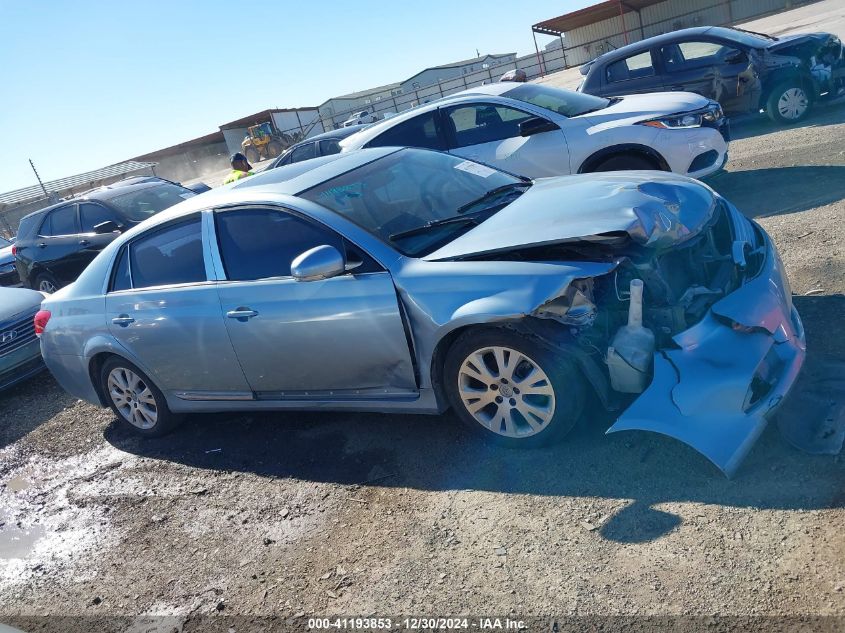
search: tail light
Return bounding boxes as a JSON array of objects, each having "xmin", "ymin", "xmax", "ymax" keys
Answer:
[
  {"xmin": 34, "ymin": 310, "xmax": 51, "ymax": 337},
  {"xmin": 11, "ymin": 245, "xmax": 16, "ymax": 256}
]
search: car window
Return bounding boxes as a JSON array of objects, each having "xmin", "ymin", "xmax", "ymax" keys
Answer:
[
  {"xmin": 290, "ymin": 143, "xmax": 317, "ymax": 163},
  {"xmin": 128, "ymin": 218, "xmax": 205, "ymax": 289},
  {"xmin": 662, "ymin": 41, "xmax": 739, "ymax": 72},
  {"xmin": 41, "ymin": 205, "xmax": 78, "ymax": 236},
  {"xmin": 606, "ymin": 51, "xmax": 655, "ymax": 82},
  {"xmin": 215, "ymin": 208, "xmax": 343, "ymax": 281},
  {"xmin": 319, "ymin": 139, "xmax": 341, "ymax": 156},
  {"xmin": 444, "ymin": 104, "xmax": 535, "ymax": 148},
  {"xmin": 111, "ymin": 245, "xmax": 131, "ymax": 292},
  {"xmin": 107, "ymin": 182, "xmax": 196, "ymax": 222},
  {"xmin": 504, "ymin": 83, "xmax": 609, "ymax": 116},
  {"xmin": 80, "ymin": 203, "xmax": 117, "ymax": 233},
  {"xmin": 366, "ymin": 111, "xmax": 445, "ymax": 150}
]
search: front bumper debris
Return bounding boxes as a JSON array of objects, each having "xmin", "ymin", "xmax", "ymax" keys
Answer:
[{"xmin": 607, "ymin": 224, "xmax": 806, "ymax": 477}]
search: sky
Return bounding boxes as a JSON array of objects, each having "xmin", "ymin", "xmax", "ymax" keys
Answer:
[{"xmin": 0, "ymin": 0, "xmax": 595, "ymax": 194}]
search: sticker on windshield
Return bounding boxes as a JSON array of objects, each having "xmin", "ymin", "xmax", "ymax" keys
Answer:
[{"xmin": 454, "ymin": 160, "xmax": 496, "ymax": 178}]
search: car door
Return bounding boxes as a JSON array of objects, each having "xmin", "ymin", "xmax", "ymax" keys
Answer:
[
  {"xmin": 212, "ymin": 206, "xmax": 417, "ymax": 397},
  {"xmin": 78, "ymin": 202, "xmax": 123, "ymax": 265},
  {"xmin": 33, "ymin": 204, "xmax": 87, "ymax": 284},
  {"xmin": 658, "ymin": 39, "xmax": 760, "ymax": 113},
  {"xmin": 441, "ymin": 102, "xmax": 569, "ymax": 178},
  {"xmin": 105, "ymin": 215, "xmax": 253, "ymax": 398},
  {"xmin": 601, "ymin": 49, "xmax": 665, "ymax": 95}
]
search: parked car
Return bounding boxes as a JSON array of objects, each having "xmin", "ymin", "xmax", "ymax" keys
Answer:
[
  {"xmin": 0, "ymin": 287, "xmax": 46, "ymax": 392},
  {"xmin": 0, "ymin": 236, "xmax": 20, "ymax": 287},
  {"xmin": 13, "ymin": 177, "xmax": 202, "ymax": 293},
  {"xmin": 264, "ymin": 125, "xmax": 369, "ymax": 170},
  {"xmin": 342, "ymin": 110, "xmax": 378, "ymax": 127},
  {"xmin": 340, "ymin": 82, "xmax": 729, "ymax": 179},
  {"xmin": 499, "ymin": 68, "xmax": 527, "ymax": 82},
  {"xmin": 578, "ymin": 26, "xmax": 844, "ymax": 124},
  {"xmin": 39, "ymin": 147, "xmax": 804, "ymax": 476}
]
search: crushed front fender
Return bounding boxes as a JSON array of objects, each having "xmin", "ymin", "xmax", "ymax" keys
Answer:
[{"xmin": 607, "ymin": 227, "xmax": 806, "ymax": 477}]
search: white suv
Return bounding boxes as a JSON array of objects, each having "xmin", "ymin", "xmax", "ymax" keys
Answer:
[
  {"xmin": 341, "ymin": 83, "xmax": 729, "ymax": 179},
  {"xmin": 342, "ymin": 110, "xmax": 377, "ymax": 127}
]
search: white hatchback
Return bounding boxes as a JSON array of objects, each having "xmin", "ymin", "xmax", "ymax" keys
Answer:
[{"xmin": 341, "ymin": 82, "xmax": 729, "ymax": 179}]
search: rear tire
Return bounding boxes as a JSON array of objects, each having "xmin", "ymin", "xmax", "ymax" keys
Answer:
[
  {"xmin": 443, "ymin": 328, "xmax": 586, "ymax": 448},
  {"xmin": 590, "ymin": 154, "xmax": 660, "ymax": 172},
  {"xmin": 34, "ymin": 272, "xmax": 60, "ymax": 294},
  {"xmin": 766, "ymin": 81, "xmax": 812, "ymax": 124},
  {"xmin": 100, "ymin": 356, "xmax": 181, "ymax": 437}
]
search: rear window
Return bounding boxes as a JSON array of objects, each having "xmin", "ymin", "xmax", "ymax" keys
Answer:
[
  {"xmin": 41, "ymin": 205, "xmax": 78, "ymax": 236},
  {"xmin": 128, "ymin": 218, "xmax": 206, "ymax": 289},
  {"xmin": 606, "ymin": 51, "xmax": 655, "ymax": 82}
]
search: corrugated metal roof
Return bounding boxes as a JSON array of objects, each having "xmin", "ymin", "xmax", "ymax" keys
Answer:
[
  {"xmin": 0, "ymin": 161, "xmax": 156, "ymax": 207},
  {"xmin": 533, "ymin": 0, "xmax": 665, "ymax": 35}
]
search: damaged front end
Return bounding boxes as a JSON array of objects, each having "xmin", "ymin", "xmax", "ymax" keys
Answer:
[
  {"xmin": 500, "ymin": 186, "xmax": 806, "ymax": 476},
  {"xmin": 759, "ymin": 33, "xmax": 845, "ymax": 100}
]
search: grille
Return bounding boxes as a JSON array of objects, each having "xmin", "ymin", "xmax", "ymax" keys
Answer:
[{"xmin": 0, "ymin": 309, "xmax": 38, "ymax": 358}]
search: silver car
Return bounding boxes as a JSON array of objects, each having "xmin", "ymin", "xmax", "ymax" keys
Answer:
[{"xmin": 39, "ymin": 148, "xmax": 804, "ymax": 476}]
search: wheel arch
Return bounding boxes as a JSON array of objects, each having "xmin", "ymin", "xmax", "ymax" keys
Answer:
[
  {"xmin": 760, "ymin": 69, "xmax": 818, "ymax": 105},
  {"xmin": 83, "ymin": 336, "xmax": 165, "ymax": 408},
  {"xmin": 577, "ymin": 143, "xmax": 670, "ymax": 174}
]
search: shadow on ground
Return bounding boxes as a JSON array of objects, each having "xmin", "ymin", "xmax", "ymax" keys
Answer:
[
  {"xmin": 105, "ymin": 295, "xmax": 844, "ymax": 544},
  {"xmin": 0, "ymin": 372, "xmax": 74, "ymax": 451},
  {"xmin": 706, "ymin": 165, "xmax": 845, "ymax": 218},
  {"xmin": 727, "ymin": 98, "xmax": 845, "ymax": 141}
]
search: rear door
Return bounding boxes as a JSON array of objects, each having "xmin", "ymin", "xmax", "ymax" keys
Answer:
[
  {"xmin": 33, "ymin": 204, "xmax": 86, "ymax": 285},
  {"xmin": 105, "ymin": 215, "xmax": 252, "ymax": 398},
  {"xmin": 212, "ymin": 206, "xmax": 417, "ymax": 397},
  {"xmin": 601, "ymin": 49, "xmax": 665, "ymax": 95},
  {"xmin": 441, "ymin": 102, "xmax": 569, "ymax": 178}
]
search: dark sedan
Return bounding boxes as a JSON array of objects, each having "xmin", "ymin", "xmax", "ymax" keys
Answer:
[
  {"xmin": 265, "ymin": 125, "xmax": 369, "ymax": 170},
  {"xmin": 579, "ymin": 26, "xmax": 844, "ymax": 124}
]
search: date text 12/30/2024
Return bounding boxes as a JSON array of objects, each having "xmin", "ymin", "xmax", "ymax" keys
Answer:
[{"xmin": 308, "ymin": 617, "xmax": 527, "ymax": 630}]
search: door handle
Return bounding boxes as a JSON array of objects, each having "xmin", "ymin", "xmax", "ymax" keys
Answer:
[
  {"xmin": 670, "ymin": 85, "xmax": 684, "ymax": 91},
  {"xmin": 79, "ymin": 240, "xmax": 90, "ymax": 246},
  {"xmin": 226, "ymin": 308, "xmax": 258, "ymax": 321},
  {"xmin": 38, "ymin": 243, "xmax": 47, "ymax": 248},
  {"xmin": 111, "ymin": 315, "xmax": 135, "ymax": 327}
]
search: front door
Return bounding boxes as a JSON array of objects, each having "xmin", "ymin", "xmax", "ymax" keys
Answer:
[
  {"xmin": 105, "ymin": 216, "xmax": 252, "ymax": 397},
  {"xmin": 658, "ymin": 39, "xmax": 761, "ymax": 113},
  {"xmin": 213, "ymin": 207, "xmax": 417, "ymax": 397},
  {"xmin": 442, "ymin": 102, "xmax": 570, "ymax": 178},
  {"xmin": 77, "ymin": 202, "xmax": 122, "ymax": 265}
]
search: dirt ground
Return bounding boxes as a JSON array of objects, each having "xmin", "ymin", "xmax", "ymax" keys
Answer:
[{"xmin": 3, "ymin": 26, "xmax": 845, "ymax": 633}]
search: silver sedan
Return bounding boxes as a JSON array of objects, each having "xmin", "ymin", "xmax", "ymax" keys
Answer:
[{"xmin": 38, "ymin": 148, "xmax": 804, "ymax": 476}]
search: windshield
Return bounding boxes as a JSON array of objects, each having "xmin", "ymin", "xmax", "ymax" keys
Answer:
[
  {"xmin": 504, "ymin": 83, "xmax": 610, "ymax": 117},
  {"xmin": 299, "ymin": 148, "xmax": 527, "ymax": 257},
  {"xmin": 106, "ymin": 182, "xmax": 197, "ymax": 222}
]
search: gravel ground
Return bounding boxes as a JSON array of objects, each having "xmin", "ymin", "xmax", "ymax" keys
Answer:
[{"xmin": 2, "ymin": 54, "xmax": 845, "ymax": 633}]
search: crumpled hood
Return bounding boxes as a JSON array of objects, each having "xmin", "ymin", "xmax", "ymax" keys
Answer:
[
  {"xmin": 424, "ymin": 172, "xmax": 717, "ymax": 261},
  {"xmin": 766, "ymin": 32, "xmax": 837, "ymax": 53},
  {"xmin": 576, "ymin": 91, "xmax": 711, "ymax": 122}
]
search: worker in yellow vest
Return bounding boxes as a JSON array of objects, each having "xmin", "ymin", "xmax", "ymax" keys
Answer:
[{"xmin": 222, "ymin": 152, "xmax": 254, "ymax": 185}]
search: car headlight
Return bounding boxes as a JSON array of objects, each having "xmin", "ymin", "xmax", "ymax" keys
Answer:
[{"xmin": 639, "ymin": 112, "xmax": 703, "ymax": 129}]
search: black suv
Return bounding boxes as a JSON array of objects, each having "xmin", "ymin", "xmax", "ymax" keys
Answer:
[
  {"xmin": 14, "ymin": 177, "xmax": 203, "ymax": 293},
  {"xmin": 579, "ymin": 26, "xmax": 844, "ymax": 124}
]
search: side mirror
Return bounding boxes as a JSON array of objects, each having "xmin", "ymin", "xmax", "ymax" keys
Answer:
[
  {"xmin": 519, "ymin": 117, "xmax": 559, "ymax": 137},
  {"xmin": 291, "ymin": 245, "xmax": 346, "ymax": 282},
  {"xmin": 93, "ymin": 220, "xmax": 121, "ymax": 234}
]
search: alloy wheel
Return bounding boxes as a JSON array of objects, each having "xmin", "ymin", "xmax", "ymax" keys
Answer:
[
  {"xmin": 457, "ymin": 346, "xmax": 556, "ymax": 438},
  {"xmin": 777, "ymin": 88, "xmax": 809, "ymax": 120},
  {"xmin": 38, "ymin": 279, "xmax": 57, "ymax": 294},
  {"xmin": 107, "ymin": 367, "xmax": 158, "ymax": 429}
]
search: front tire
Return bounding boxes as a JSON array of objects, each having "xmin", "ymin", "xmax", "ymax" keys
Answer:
[
  {"xmin": 590, "ymin": 154, "xmax": 660, "ymax": 172},
  {"xmin": 100, "ymin": 357, "xmax": 181, "ymax": 437},
  {"xmin": 766, "ymin": 82, "xmax": 811, "ymax": 124},
  {"xmin": 443, "ymin": 328, "xmax": 586, "ymax": 448}
]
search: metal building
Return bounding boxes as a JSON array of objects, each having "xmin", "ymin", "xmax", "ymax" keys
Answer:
[{"xmin": 532, "ymin": 0, "xmax": 815, "ymax": 69}]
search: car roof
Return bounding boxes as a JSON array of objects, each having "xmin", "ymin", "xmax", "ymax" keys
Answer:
[
  {"xmin": 18, "ymin": 178, "xmax": 187, "ymax": 222},
  {"xmin": 589, "ymin": 26, "xmax": 716, "ymax": 66},
  {"xmin": 304, "ymin": 124, "xmax": 370, "ymax": 142}
]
